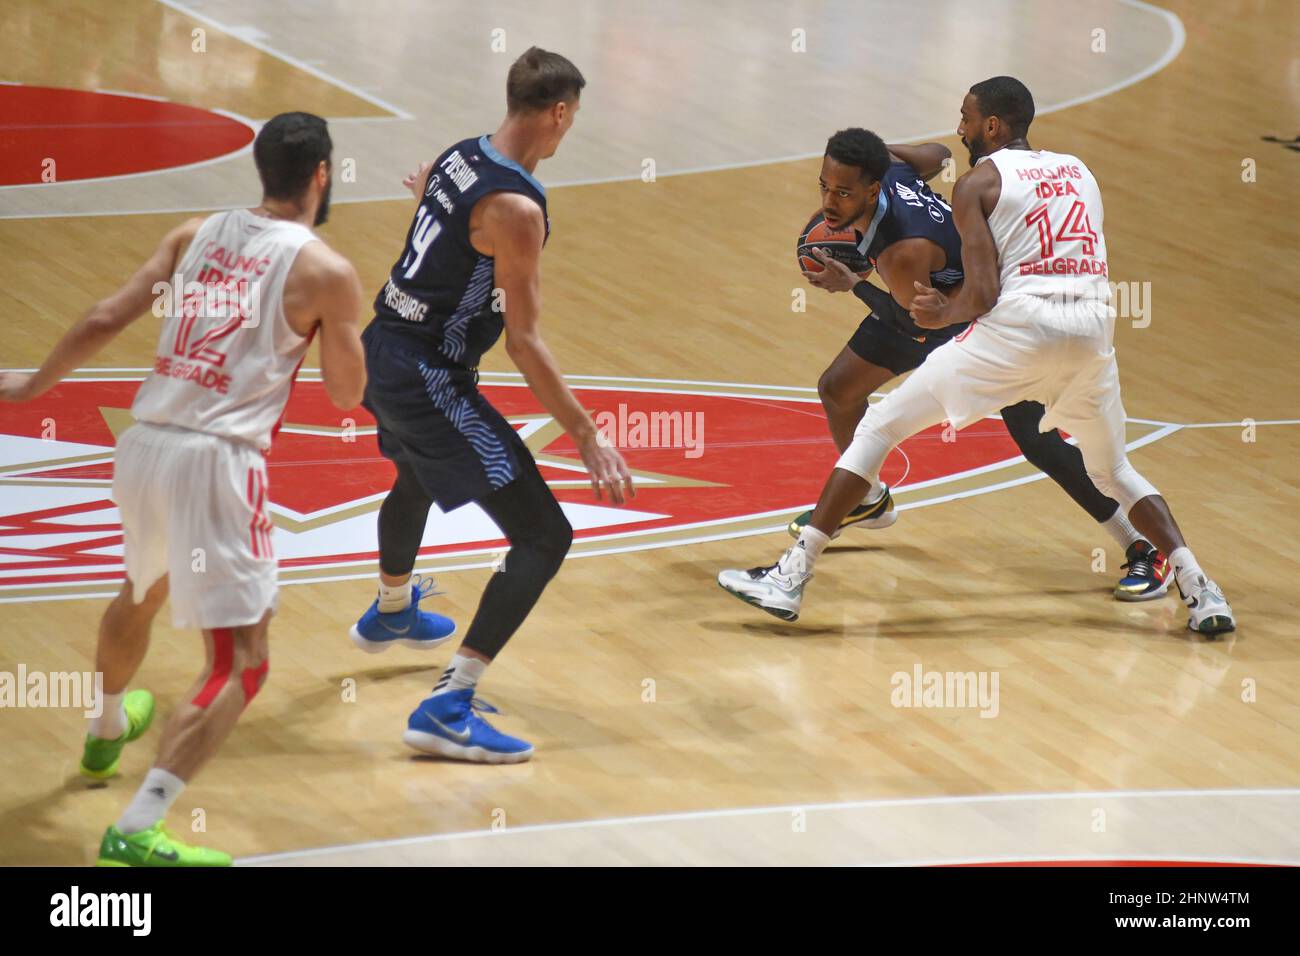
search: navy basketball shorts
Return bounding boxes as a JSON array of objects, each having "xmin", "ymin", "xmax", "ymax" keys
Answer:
[
  {"xmin": 361, "ymin": 324, "xmax": 531, "ymax": 511},
  {"xmin": 846, "ymin": 305, "xmax": 965, "ymax": 377}
]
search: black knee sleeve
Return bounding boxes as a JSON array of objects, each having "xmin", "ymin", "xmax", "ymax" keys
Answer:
[{"xmin": 1000, "ymin": 401, "xmax": 1118, "ymax": 524}]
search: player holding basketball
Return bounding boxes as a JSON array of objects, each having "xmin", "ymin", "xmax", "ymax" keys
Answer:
[
  {"xmin": 0, "ymin": 113, "xmax": 369, "ymax": 864},
  {"xmin": 720, "ymin": 77, "xmax": 1234, "ymax": 636},
  {"xmin": 789, "ymin": 128, "xmax": 1168, "ymax": 601},
  {"xmin": 352, "ymin": 47, "xmax": 634, "ymax": 763}
]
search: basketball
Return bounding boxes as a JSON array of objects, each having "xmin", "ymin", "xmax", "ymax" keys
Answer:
[{"xmin": 797, "ymin": 210, "xmax": 873, "ymax": 277}]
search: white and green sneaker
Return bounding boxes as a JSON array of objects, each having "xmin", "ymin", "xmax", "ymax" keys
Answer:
[{"xmin": 80, "ymin": 689, "xmax": 155, "ymax": 779}]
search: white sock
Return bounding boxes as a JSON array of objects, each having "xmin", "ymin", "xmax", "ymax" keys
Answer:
[
  {"xmin": 378, "ymin": 576, "xmax": 413, "ymax": 613},
  {"xmin": 117, "ymin": 767, "xmax": 186, "ymax": 834},
  {"xmin": 862, "ymin": 480, "xmax": 886, "ymax": 506},
  {"xmin": 431, "ymin": 653, "xmax": 488, "ymax": 697},
  {"xmin": 780, "ymin": 526, "xmax": 829, "ymax": 576},
  {"xmin": 90, "ymin": 691, "xmax": 127, "ymax": 740},
  {"xmin": 1101, "ymin": 509, "xmax": 1142, "ymax": 550},
  {"xmin": 1168, "ymin": 547, "xmax": 1205, "ymax": 594}
]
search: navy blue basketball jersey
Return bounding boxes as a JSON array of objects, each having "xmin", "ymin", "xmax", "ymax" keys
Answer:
[
  {"xmin": 372, "ymin": 135, "xmax": 549, "ymax": 369},
  {"xmin": 856, "ymin": 161, "xmax": 964, "ymax": 339}
]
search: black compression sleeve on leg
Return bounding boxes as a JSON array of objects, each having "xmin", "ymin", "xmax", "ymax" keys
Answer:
[
  {"xmin": 377, "ymin": 460, "xmax": 435, "ymax": 577},
  {"xmin": 461, "ymin": 457, "xmax": 573, "ymax": 660},
  {"xmin": 1000, "ymin": 401, "xmax": 1119, "ymax": 524}
]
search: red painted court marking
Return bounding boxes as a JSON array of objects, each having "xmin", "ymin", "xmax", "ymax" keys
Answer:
[
  {"xmin": 0, "ymin": 378, "xmax": 1033, "ymax": 588},
  {"xmin": 0, "ymin": 86, "xmax": 254, "ymax": 186}
]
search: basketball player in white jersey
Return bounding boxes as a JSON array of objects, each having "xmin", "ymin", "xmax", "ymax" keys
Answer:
[
  {"xmin": 0, "ymin": 112, "xmax": 367, "ymax": 865},
  {"xmin": 719, "ymin": 77, "xmax": 1234, "ymax": 637}
]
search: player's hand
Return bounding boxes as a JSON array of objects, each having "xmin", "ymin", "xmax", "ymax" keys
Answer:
[
  {"xmin": 578, "ymin": 430, "xmax": 635, "ymax": 505},
  {"xmin": 0, "ymin": 371, "xmax": 38, "ymax": 403},
  {"xmin": 909, "ymin": 281, "xmax": 950, "ymax": 328},
  {"xmin": 802, "ymin": 248, "xmax": 858, "ymax": 293},
  {"xmin": 403, "ymin": 161, "xmax": 434, "ymax": 199}
]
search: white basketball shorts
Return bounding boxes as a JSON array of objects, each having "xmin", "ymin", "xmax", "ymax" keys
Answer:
[{"xmin": 113, "ymin": 422, "xmax": 277, "ymax": 630}]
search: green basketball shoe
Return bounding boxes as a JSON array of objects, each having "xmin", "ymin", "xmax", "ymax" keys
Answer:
[{"xmin": 80, "ymin": 689, "xmax": 156, "ymax": 779}]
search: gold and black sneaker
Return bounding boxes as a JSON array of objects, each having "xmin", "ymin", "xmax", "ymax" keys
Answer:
[
  {"xmin": 787, "ymin": 485, "xmax": 897, "ymax": 540},
  {"xmin": 1113, "ymin": 540, "xmax": 1171, "ymax": 602}
]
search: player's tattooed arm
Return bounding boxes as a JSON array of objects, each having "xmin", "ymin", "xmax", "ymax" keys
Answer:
[
  {"xmin": 0, "ymin": 217, "xmax": 203, "ymax": 403},
  {"xmin": 911, "ymin": 167, "xmax": 1001, "ymax": 328},
  {"xmin": 490, "ymin": 193, "xmax": 635, "ymax": 505},
  {"xmin": 886, "ymin": 143, "xmax": 952, "ymax": 182}
]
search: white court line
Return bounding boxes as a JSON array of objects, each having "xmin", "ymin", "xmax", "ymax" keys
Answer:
[
  {"xmin": 480, "ymin": 371, "xmax": 820, "ymax": 392},
  {"xmin": 0, "ymin": 0, "xmax": 1184, "ymax": 217},
  {"xmin": 328, "ymin": 0, "xmax": 1189, "ymax": 198},
  {"xmin": 1179, "ymin": 419, "xmax": 1300, "ymax": 428},
  {"xmin": 94, "ymin": 88, "xmax": 170, "ymax": 102},
  {"xmin": 876, "ymin": 854, "xmax": 1299, "ymax": 868},
  {"xmin": 239, "ymin": 786, "xmax": 1300, "ymax": 865},
  {"xmin": 533, "ymin": 0, "xmax": 1187, "ymax": 190},
  {"xmin": 154, "ymin": 0, "xmax": 413, "ymax": 119}
]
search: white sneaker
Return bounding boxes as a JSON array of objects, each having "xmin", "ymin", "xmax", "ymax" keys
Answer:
[
  {"xmin": 1179, "ymin": 574, "xmax": 1235, "ymax": 637},
  {"xmin": 717, "ymin": 546, "xmax": 812, "ymax": 621}
]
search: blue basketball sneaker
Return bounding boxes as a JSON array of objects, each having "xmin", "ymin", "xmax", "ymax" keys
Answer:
[
  {"xmin": 350, "ymin": 576, "xmax": 456, "ymax": 653},
  {"xmin": 403, "ymin": 689, "xmax": 534, "ymax": 763}
]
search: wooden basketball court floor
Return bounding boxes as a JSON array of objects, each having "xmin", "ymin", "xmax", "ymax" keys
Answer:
[{"xmin": 1, "ymin": 0, "xmax": 1297, "ymax": 866}]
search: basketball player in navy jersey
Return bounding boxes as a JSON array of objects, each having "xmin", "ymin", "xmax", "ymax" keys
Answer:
[
  {"xmin": 721, "ymin": 79, "xmax": 1232, "ymax": 636},
  {"xmin": 351, "ymin": 48, "xmax": 633, "ymax": 763},
  {"xmin": 785, "ymin": 128, "xmax": 1169, "ymax": 601}
]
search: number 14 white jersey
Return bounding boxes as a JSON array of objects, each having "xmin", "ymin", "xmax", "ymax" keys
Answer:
[
  {"xmin": 978, "ymin": 147, "xmax": 1111, "ymax": 303},
  {"xmin": 131, "ymin": 209, "xmax": 318, "ymax": 451}
]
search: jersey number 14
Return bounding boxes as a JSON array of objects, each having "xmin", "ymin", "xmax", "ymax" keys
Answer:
[
  {"xmin": 402, "ymin": 204, "xmax": 444, "ymax": 279},
  {"xmin": 1023, "ymin": 200, "xmax": 1098, "ymax": 258}
]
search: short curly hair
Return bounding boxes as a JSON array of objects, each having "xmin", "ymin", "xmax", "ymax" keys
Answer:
[{"xmin": 824, "ymin": 128, "xmax": 891, "ymax": 184}]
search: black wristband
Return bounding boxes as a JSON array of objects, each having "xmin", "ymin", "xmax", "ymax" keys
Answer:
[{"xmin": 852, "ymin": 279, "xmax": 897, "ymax": 315}]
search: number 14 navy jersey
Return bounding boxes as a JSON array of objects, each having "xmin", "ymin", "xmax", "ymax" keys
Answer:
[{"xmin": 371, "ymin": 134, "xmax": 549, "ymax": 370}]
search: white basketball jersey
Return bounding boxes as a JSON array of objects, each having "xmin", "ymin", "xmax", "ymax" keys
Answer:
[
  {"xmin": 131, "ymin": 209, "xmax": 318, "ymax": 450},
  {"xmin": 979, "ymin": 147, "xmax": 1111, "ymax": 302}
]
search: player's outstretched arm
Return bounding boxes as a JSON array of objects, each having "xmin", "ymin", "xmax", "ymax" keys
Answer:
[
  {"xmin": 0, "ymin": 217, "xmax": 203, "ymax": 403},
  {"xmin": 910, "ymin": 167, "xmax": 1001, "ymax": 328},
  {"xmin": 296, "ymin": 243, "xmax": 367, "ymax": 410},
  {"xmin": 489, "ymin": 193, "xmax": 634, "ymax": 505},
  {"xmin": 887, "ymin": 143, "xmax": 952, "ymax": 181}
]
